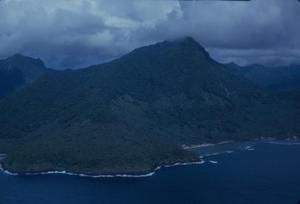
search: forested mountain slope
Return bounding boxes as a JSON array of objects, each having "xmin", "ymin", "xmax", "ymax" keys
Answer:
[{"xmin": 0, "ymin": 38, "xmax": 298, "ymax": 174}]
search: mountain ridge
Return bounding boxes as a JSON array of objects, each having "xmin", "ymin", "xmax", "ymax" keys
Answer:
[
  {"xmin": 225, "ymin": 62, "xmax": 300, "ymax": 91},
  {"xmin": 0, "ymin": 37, "xmax": 299, "ymax": 174},
  {"xmin": 0, "ymin": 54, "xmax": 47, "ymax": 99}
]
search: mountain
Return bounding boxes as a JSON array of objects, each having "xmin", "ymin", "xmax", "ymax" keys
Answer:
[
  {"xmin": 0, "ymin": 37, "xmax": 299, "ymax": 175},
  {"xmin": 226, "ymin": 63, "xmax": 300, "ymax": 91},
  {"xmin": 0, "ymin": 54, "xmax": 47, "ymax": 99}
]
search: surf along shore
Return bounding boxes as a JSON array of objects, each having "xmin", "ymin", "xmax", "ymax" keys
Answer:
[{"xmin": 0, "ymin": 137, "xmax": 298, "ymax": 178}]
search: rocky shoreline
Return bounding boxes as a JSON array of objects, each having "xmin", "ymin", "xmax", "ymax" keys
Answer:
[
  {"xmin": 0, "ymin": 159, "xmax": 205, "ymax": 178},
  {"xmin": 1, "ymin": 137, "xmax": 298, "ymax": 179}
]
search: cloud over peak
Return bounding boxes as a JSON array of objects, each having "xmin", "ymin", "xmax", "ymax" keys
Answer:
[{"xmin": 0, "ymin": 0, "xmax": 299, "ymax": 68}]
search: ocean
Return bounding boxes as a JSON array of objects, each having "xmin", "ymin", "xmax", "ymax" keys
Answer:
[{"xmin": 0, "ymin": 142, "xmax": 300, "ymax": 204}]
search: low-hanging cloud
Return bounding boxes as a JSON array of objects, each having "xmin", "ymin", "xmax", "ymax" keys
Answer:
[{"xmin": 0, "ymin": 0, "xmax": 299, "ymax": 68}]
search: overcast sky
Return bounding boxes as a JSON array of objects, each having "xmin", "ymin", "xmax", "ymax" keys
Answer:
[{"xmin": 0, "ymin": 0, "xmax": 299, "ymax": 69}]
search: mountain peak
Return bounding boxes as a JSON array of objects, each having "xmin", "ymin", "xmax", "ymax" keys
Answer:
[
  {"xmin": 1, "ymin": 54, "xmax": 46, "ymax": 70},
  {"xmin": 0, "ymin": 37, "xmax": 298, "ymax": 175},
  {"xmin": 165, "ymin": 36, "xmax": 208, "ymax": 53},
  {"xmin": 122, "ymin": 37, "xmax": 211, "ymax": 64},
  {"xmin": 173, "ymin": 36, "xmax": 199, "ymax": 44},
  {"xmin": 5, "ymin": 54, "xmax": 38, "ymax": 62},
  {"xmin": 0, "ymin": 54, "xmax": 47, "ymax": 89},
  {"xmin": 10, "ymin": 53, "xmax": 27, "ymax": 59}
]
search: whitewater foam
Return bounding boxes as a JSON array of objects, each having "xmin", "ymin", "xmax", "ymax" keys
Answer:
[
  {"xmin": 244, "ymin": 146, "xmax": 255, "ymax": 151},
  {"xmin": 0, "ymin": 160, "xmax": 206, "ymax": 178}
]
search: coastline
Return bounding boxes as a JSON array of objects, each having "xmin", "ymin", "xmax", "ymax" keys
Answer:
[
  {"xmin": 0, "ymin": 160, "xmax": 205, "ymax": 178},
  {"xmin": 1, "ymin": 137, "xmax": 299, "ymax": 179},
  {"xmin": 0, "ymin": 140, "xmax": 228, "ymax": 178},
  {"xmin": 182, "ymin": 141, "xmax": 233, "ymax": 150}
]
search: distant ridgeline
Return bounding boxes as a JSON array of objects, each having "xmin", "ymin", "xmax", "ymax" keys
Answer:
[
  {"xmin": 0, "ymin": 37, "xmax": 299, "ymax": 175},
  {"xmin": 225, "ymin": 63, "xmax": 300, "ymax": 91},
  {"xmin": 0, "ymin": 54, "xmax": 48, "ymax": 99}
]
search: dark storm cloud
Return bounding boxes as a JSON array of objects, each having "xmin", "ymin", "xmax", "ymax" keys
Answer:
[
  {"xmin": 137, "ymin": 0, "xmax": 300, "ymax": 66},
  {"xmin": 0, "ymin": 0, "xmax": 299, "ymax": 68}
]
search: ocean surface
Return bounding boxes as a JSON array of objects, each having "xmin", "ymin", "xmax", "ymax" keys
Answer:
[{"xmin": 1, "ymin": 142, "xmax": 300, "ymax": 204}]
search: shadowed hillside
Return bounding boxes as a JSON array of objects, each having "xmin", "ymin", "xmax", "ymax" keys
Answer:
[
  {"xmin": 0, "ymin": 54, "xmax": 47, "ymax": 99},
  {"xmin": 226, "ymin": 63, "xmax": 300, "ymax": 91},
  {"xmin": 0, "ymin": 38, "xmax": 299, "ymax": 174}
]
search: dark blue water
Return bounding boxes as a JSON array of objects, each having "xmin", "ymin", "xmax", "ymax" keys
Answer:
[{"xmin": 1, "ymin": 143, "xmax": 300, "ymax": 204}]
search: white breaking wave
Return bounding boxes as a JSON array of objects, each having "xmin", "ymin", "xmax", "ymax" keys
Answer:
[
  {"xmin": 0, "ymin": 165, "xmax": 18, "ymax": 176},
  {"xmin": 0, "ymin": 160, "xmax": 206, "ymax": 178},
  {"xmin": 261, "ymin": 136, "xmax": 300, "ymax": 146},
  {"xmin": 182, "ymin": 141, "xmax": 233, "ymax": 150},
  {"xmin": 266, "ymin": 141, "xmax": 300, "ymax": 145},
  {"xmin": 182, "ymin": 143, "xmax": 215, "ymax": 150},
  {"xmin": 244, "ymin": 146, "xmax": 255, "ymax": 151}
]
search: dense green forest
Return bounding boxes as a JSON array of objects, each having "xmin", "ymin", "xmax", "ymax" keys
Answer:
[{"xmin": 0, "ymin": 38, "xmax": 299, "ymax": 175}]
